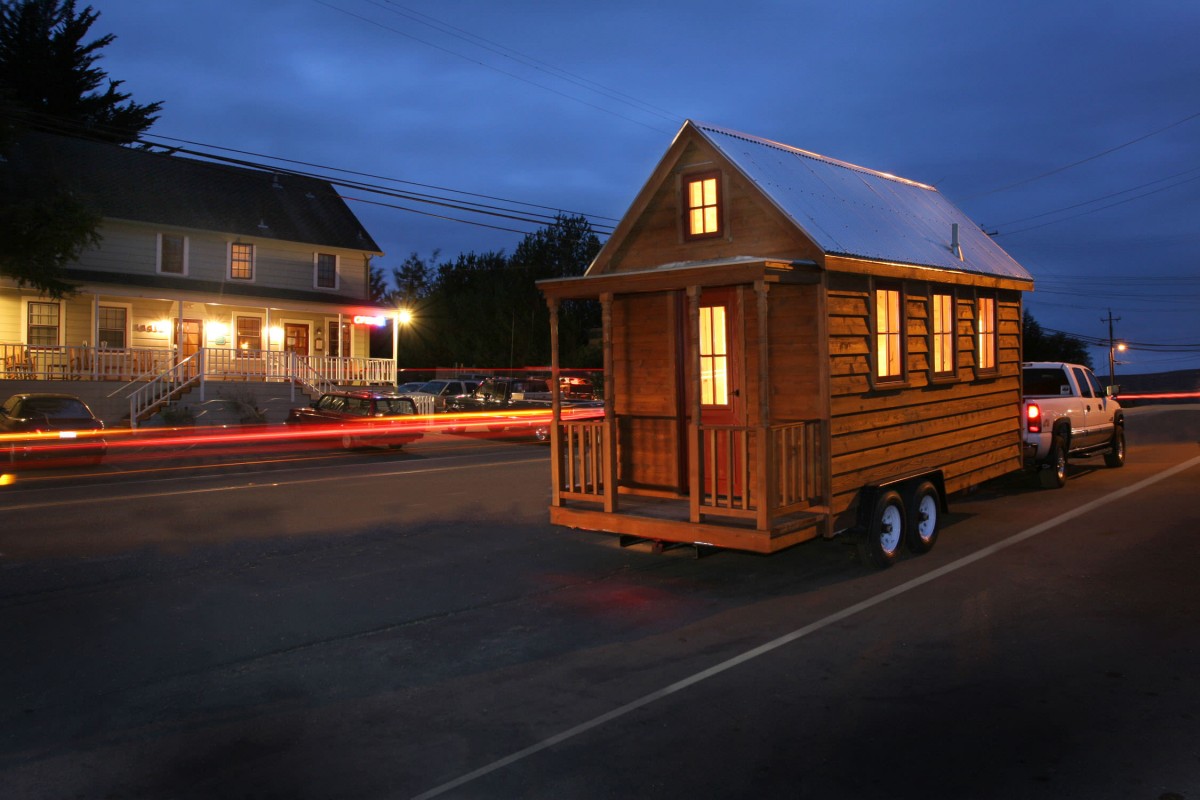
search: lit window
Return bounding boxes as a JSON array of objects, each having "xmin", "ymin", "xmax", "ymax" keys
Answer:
[
  {"xmin": 158, "ymin": 234, "xmax": 187, "ymax": 275},
  {"xmin": 931, "ymin": 291, "xmax": 955, "ymax": 376},
  {"xmin": 685, "ymin": 172, "xmax": 721, "ymax": 239},
  {"xmin": 976, "ymin": 295, "xmax": 997, "ymax": 372},
  {"xmin": 699, "ymin": 305, "xmax": 728, "ymax": 405},
  {"xmin": 236, "ymin": 316, "xmax": 262, "ymax": 351},
  {"xmin": 27, "ymin": 301, "xmax": 60, "ymax": 346},
  {"xmin": 315, "ymin": 253, "xmax": 337, "ymax": 289},
  {"xmin": 98, "ymin": 306, "xmax": 127, "ymax": 349},
  {"xmin": 230, "ymin": 243, "xmax": 255, "ymax": 280},
  {"xmin": 875, "ymin": 286, "xmax": 903, "ymax": 381}
]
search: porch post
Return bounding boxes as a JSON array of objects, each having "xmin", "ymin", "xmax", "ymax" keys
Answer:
[
  {"xmin": 391, "ymin": 308, "xmax": 399, "ymax": 388},
  {"xmin": 687, "ymin": 285, "xmax": 702, "ymax": 524},
  {"xmin": 90, "ymin": 293, "xmax": 99, "ymax": 379},
  {"xmin": 600, "ymin": 293, "xmax": 617, "ymax": 513},
  {"xmin": 548, "ymin": 297, "xmax": 562, "ymax": 507},
  {"xmin": 755, "ymin": 280, "xmax": 772, "ymax": 531}
]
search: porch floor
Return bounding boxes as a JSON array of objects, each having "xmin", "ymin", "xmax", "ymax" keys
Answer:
[{"xmin": 549, "ymin": 493, "xmax": 829, "ymax": 554}]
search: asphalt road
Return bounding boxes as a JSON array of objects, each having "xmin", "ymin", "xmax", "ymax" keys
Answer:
[{"xmin": 1, "ymin": 410, "xmax": 1198, "ymax": 799}]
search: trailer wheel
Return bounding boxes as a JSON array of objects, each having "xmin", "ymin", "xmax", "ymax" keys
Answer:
[
  {"xmin": 858, "ymin": 489, "xmax": 905, "ymax": 569},
  {"xmin": 1039, "ymin": 437, "xmax": 1067, "ymax": 489},
  {"xmin": 905, "ymin": 480, "xmax": 940, "ymax": 554},
  {"xmin": 1104, "ymin": 425, "xmax": 1125, "ymax": 468}
]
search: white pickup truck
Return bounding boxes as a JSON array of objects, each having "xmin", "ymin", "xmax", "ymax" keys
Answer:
[{"xmin": 1022, "ymin": 361, "xmax": 1126, "ymax": 488}]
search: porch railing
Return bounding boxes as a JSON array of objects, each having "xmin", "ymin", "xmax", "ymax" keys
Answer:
[
  {"xmin": 697, "ymin": 421, "xmax": 823, "ymax": 520},
  {"xmin": 557, "ymin": 417, "xmax": 606, "ymax": 500},
  {"xmin": 2, "ymin": 343, "xmax": 173, "ymax": 381},
  {"xmin": 554, "ymin": 416, "xmax": 825, "ymax": 529}
]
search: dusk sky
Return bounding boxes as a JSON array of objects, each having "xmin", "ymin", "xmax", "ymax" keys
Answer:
[{"xmin": 92, "ymin": 0, "xmax": 1199, "ymax": 375}]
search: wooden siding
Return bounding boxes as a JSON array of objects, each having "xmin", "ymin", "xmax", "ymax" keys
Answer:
[
  {"xmin": 597, "ymin": 141, "xmax": 822, "ymax": 275},
  {"xmin": 825, "ymin": 272, "xmax": 1023, "ymax": 524},
  {"xmin": 612, "ymin": 292, "xmax": 683, "ymax": 492}
]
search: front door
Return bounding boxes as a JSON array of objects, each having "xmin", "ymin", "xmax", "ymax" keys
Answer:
[
  {"xmin": 174, "ymin": 319, "xmax": 202, "ymax": 377},
  {"xmin": 284, "ymin": 323, "xmax": 309, "ymax": 356},
  {"xmin": 695, "ymin": 288, "xmax": 744, "ymax": 502}
]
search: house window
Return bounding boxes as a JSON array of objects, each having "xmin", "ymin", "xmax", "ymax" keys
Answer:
[
  {"xmin": 684, "ymin": 172, "xmax": 722, "ymax": 239},
  {"xmin": 699, "ymin": 304, "xmax": 729, "ymax": 405},
  {"xmin": 27, "ymin": 301, "xmax": 60, "ymax": 346},
  {"xmin": 315, "ymin": 253, "xmax": 337, "ymax": 289},
  {"xmin": 98, "ymin": 306, "xmax": 127, "ymax": 349},
  {"xmin": 874, "ymin": 285, "xmax": 904, "ymax": 382},
  {"xmin": 236, "ymin": 316, "xmax": 262, "ymax": 352},
  {"xmin": 230, "ymin": 243, "xmax": 255, "ymax": 280},
  {"xmin": 158, "ymin": 233, "xmax": 188, "ymax": 275},
  {"xmin": 931, "ymin": 291, "xmax": 955, "ymax": 377},
  {"xmin": 976, "ymin": 295, "xmax": 997, "ymax": 372}
]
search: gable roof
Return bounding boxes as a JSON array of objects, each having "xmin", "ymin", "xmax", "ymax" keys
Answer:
[
  {"xmin": 690, "ymin": 122, "xmax": 1030, "ymax": 283},
  {"xmin": 6, "ymin": 131, "xmax": 382, "ymax": 254}
]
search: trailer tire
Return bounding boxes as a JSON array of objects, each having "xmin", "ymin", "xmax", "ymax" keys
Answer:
[
  {"xmin": 858, "ymin": 489, "xmax": 905, "ymax": 569},
  {"xmin": 1039, "ymin": 437, "xmax": 1067, "ymax": 489},
  {"xmin": 904, "ymin": 480, "xmax": 940, "ymax": 554}
]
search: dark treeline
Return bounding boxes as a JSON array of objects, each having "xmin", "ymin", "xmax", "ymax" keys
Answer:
[{"xmin": 370, "ymin": 214, "xmax": 602, "ymax": 374}]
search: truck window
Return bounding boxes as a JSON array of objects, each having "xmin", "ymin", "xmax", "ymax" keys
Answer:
[
  {"xmin": 1082, "ymin": 369, "xmax": 1105, "ymax": 398},
  {"xmin": 1071, "ymin": 367, "xmax": 1094, "ymax": 398},
  {"xmin": 1023, "ymin": 368, "xmax": 1068, "ymax": 396}
]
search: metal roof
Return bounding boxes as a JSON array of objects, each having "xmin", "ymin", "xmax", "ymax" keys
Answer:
[{"xmin": 692, "ymin": 122, "xmax": 1032, "ymax": 283}]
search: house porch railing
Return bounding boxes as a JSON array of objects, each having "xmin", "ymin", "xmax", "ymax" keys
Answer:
[
  {"xmin": 1, "ymin": 343, "xmax": 396, "ymax": 426},
  {"xmin": 554, "ymin": 417, "xmax": 825, "ymax": 529}
]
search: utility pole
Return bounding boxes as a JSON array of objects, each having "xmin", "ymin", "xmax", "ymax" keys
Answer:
[{"xmin": 1103, "ymin": 308, "xmax": 1121, "ymax": 386}]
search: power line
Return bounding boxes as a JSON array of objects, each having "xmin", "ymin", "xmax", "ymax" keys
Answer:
[
  {"xmin": 963, "ymin": 109, "xmax": 1200, "ymax": 200},
  {"xmin": 312, "ymin": 0, "xmax": 676, "ymax": 135}
]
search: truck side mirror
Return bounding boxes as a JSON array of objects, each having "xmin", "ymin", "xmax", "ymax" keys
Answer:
[{"xmin": 1107, "ymin": 384, "xmax": 1120, "ymax": 398}]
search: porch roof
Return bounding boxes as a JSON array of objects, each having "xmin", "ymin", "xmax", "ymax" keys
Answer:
[
  {"xmin": 61, "ymin": 274, "xmax": 396, "ymax": 317},
  {"xmin": 539, "ymin": 257, "xmax": 821, "ymax": 300}
]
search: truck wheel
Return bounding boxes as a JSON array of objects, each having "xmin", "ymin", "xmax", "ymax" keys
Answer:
[
  {"xmin": 341, "ymin": 433, "xmax": 358, "ymax": 450},
  {"xmin": 858, "ymin": 489, "xmax": 905, "ymax": 569},
  {"xmin": 1104, "ymin": 426, "xmax": 1126, "ymax": 468},
  {"xmin": 904, "ymin": 480, "xmax": 940, "ymax": 554},
  {"xmin": 1039, "ymin": 437, "xmax": 1067, "ymax": 489}
]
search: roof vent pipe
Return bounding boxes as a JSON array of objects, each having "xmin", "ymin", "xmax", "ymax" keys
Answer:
[{"xmin": 950, "ymin": 223, "xmax": 963, "ymax": 260}]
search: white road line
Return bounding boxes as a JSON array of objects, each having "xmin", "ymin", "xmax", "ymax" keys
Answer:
[
  {"xmin": 412, "ymin": 453, "xmax": 1200, "ymax": 800},
  {"xmin": 0, "ymin": 456, "xmax": 546, "ymax": 512}
]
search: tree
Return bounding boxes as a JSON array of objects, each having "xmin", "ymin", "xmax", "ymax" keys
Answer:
[
  {"xmin": 0, "ymin": 0, "xmax": 161, "ymax": 143},
  {"xmin": 0, "ymin": 0, "xmax": 163, "ymax": 296},
  {"xmin": 1022, "ymin": 310, "xmax": 1093, "ymax": 368}
]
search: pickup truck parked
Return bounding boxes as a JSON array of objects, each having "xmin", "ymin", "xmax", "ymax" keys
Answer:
[{"xmin": 1022, "ymin": 361, "xmax": 1125, "ymax": 488}]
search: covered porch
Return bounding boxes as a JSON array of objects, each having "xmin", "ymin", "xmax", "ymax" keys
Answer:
[{"xmin": 540, "ymin": 258, "xmax": 833, "ymax": 554}]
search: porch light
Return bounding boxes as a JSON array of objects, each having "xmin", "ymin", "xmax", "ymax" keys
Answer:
[
  {"xmin": 396, "ymin": 308, "xmax": 413, "ymax": 326},
  {"xmin": 208, "ymin": 321, "xmax": 229, "ymax": 338},
  {"xmin": 269, "ymin": 326, "xmax": 284, "ymax": 343}
]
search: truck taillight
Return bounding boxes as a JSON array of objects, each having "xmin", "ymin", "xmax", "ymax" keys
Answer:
[{"xmin": 1026, "ymin": 403, "xmax": 1041, "ymax": 433}]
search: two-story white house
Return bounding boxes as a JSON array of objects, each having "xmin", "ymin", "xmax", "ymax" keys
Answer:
[{"xmin": 1, "ymin": 132, "xmax": 400, "ymax": 424}]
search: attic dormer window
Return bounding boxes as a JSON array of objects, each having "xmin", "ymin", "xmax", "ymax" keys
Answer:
[{"xmin": 684, "ymin": 171, "xmax": 722, "ymax": 240}]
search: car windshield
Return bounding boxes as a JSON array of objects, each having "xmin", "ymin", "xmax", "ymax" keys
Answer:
[{"xmin": 18, "ymin": 398, "xmax": 93, "ymax": 419}]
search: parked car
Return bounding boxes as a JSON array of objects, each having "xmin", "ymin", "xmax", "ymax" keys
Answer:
[
  {"xmin": 405, "ymin": 378, "xmax": 480, "ymax": 414},
  {"xmin": 0, "ymin": 392, "xmax": 107, "ymax": 466},
  {"xmin": 396, "ymin": 381, "xmax": 427, "ymax": 393},
  {"xmin": 285, "ymin": 390, "xmax": 423, "ymax": 450}
]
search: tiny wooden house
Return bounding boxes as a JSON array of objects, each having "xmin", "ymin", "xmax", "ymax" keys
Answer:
[{"xmin": 538, "ymin": 122, "xmax": 1033, "ymax": 565}]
